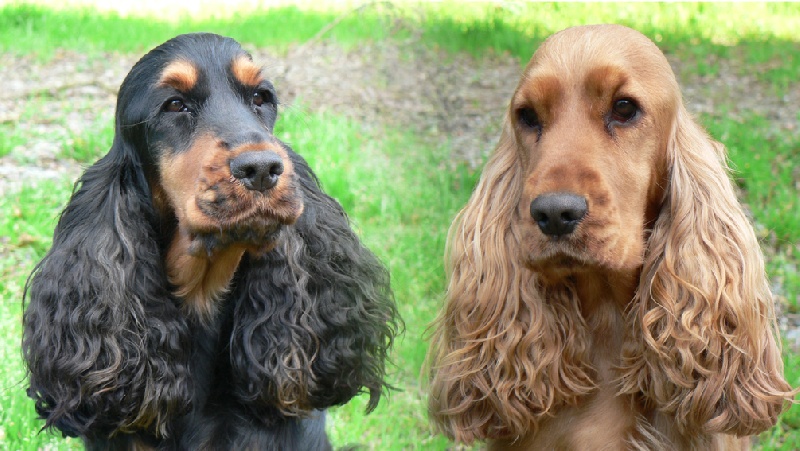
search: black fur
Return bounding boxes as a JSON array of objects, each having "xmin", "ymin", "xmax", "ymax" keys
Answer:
[{"xmin": 22, "ymin": 33, "xmax": 398, "ymax": 450}]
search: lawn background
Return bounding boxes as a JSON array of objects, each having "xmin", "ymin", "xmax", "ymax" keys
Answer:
[{"xmin": 0, "ymin": 1, "xmax": 798, "ymax": 449}]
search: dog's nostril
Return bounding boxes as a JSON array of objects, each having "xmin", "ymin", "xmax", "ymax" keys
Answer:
[
  {"xmin": 561, "ymin": 210, "xmax": 583, "ymax": 222},
  {"xmin": 230, "ymin": 151, "xmax": 284, "ymax": 192},
  {"xmin": 530, "ymin": 193, "xmax": 588, "ymax": 237},
  {"xmin": 267, "ymin": 160, "xmax": 284, "ymax": 176}
]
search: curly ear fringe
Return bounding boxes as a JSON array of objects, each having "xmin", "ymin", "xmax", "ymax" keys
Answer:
[
  {"xmin": 619, "ymin": 106, "xmax": 795, "ymax": 436},
  {"xmin": 229, "ymin": 149, "xmax": 399, "ymax": 418},
  {"xmin": 22, "ymin": 141, "xmax": 192, "ymax": 439},
  {"xmin": 427, "ymin": 123, "xmax": 596, "ymax": 443}
]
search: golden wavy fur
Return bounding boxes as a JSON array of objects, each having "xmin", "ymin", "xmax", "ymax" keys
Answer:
[{"xmin": 427, "ymin": 24, "xmax": 794, "ymax": 450}]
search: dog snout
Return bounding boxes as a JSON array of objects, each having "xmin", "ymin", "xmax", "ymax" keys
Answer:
[
  {"xmin": 230, "ymin": 151, "xmax": 284, "ymax": 192},
  {"xmin": 530, "ymin": 193, "xmax": 588, "ymax": 236}
]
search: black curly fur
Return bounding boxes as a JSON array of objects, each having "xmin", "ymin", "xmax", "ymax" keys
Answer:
[
  {"xmin": 22, "ymin": 140, "xmax": 193, "ymax": 441},
  {"xmin": 22, "ymin": 33, "xmax": 399, "ymax": 450},
  {"xmin": 230, "ymin": 154, "xmax": 395, "ymax": 414}
]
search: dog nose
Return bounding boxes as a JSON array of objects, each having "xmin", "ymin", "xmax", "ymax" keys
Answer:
[
  {"xmin": 530, "ymin": 193, "xmax": 588, "ymax": 236},
  {"xmin": 230, "ymin": 151, "xmax": 284, "ymax": 192}
]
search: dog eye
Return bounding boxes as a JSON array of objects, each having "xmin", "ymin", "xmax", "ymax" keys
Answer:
[
  {"xmin": 252, "ymin": 90, "xmax": 275, "ymax": 108},
  {"xmin": 163, "ymin": 98, "xmax": 189, "ymax": 113},
  {"xmin": 517, "ymin": 107, "xmax": 541, "ymax": 130},
  {"xmin": 611, "ymin": 99, "xmax": 638, "ymax": 123}
]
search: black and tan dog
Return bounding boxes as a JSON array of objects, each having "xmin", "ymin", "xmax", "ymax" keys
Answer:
[{"xmin": 23, "ymin": 33, "xmax": 399, "ymax": 450}]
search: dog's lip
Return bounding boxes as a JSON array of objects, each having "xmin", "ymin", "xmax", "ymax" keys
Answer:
[
  {"xmin": 195, "ymin": 196, "xmax": 301, "ymax": 227},
  {"xmin": 182, "ymin": 195, "xmax": 302, "ymax": 257},
  {"xmin": 189, "ymin": 214, "xmax": 285, "ymax": 236},
  {"xmin": 186, "ymin": 222, "xmax": 284, "ymax": 256},
  {"xmin": 524, "ymin": 238, "xmax": 593, "ymax": 270}
]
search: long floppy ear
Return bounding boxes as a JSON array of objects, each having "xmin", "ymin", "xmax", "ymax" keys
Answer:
[
  {"xmin": 22, "ymin": 134, "xmax": 192, "ymax": 439},
  {"xmin": 229, "ymin": 147, "xmax": 399, "ymax": 416},
  {"xmin": 427, "ymin": 121, "xmax": 595, "ymax": 443},
  {"xmin": 619, "ymin": 106, "xmax": 794, "ymax": 435}
]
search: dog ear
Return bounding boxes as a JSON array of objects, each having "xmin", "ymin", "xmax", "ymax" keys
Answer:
[
  {"xmin": 619, "ymin": 106, "xmax": 795, "ymax": 435},
  {"xmin": 228, "ymin": 148, "xmax": 399, "ymax": 416},
  {"xmin": 427, "ymin": 122, "xmax": 595, "ymax": 443},
  {"xmin": 22, "ymin": 134, "xmax": 192, "ymax": 439}
]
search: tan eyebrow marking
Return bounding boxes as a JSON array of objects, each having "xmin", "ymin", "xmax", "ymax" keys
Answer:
[
  {"xmin": 516, "ymin": 74, "xmax": 563, "ymax": 113},
  {"xmin": 158, "ymin": 59, "xmax": 198, "ymax": 92},
  {"xmin": 231, "ymin": 54, "xmax": 263, "ymax": 86},
  {"xmin": 584, "ymin": 65, "xmax": 629, "ymax": 99}
]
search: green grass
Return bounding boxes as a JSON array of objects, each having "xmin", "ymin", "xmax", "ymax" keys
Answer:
[
  {"xmin": 58, "ymin": 117, "xmax": 114, "ymax": 163},
  {"xmin": 1, "ymin": 99, "xmax": 49, "ymax": 159},
  {"xmin": 760, "ymin": 350, "xmax": 800, "ymax": 451},
  {"xmin": 1, "ymin": 1, "xmax": 799, "ymax": 450},
  {"xmin": 1, "ymin": 3, "xmax": 799, "ymax": 92},
  {"xmin": 0, "ymin": 3, "xmax": 392, "ymax": 57},
  {"xmin": 702, "ymin": 113, "xmax": 800, "ymax": 315},
  {"xmin": 0, "ymin": 123, "xmax": 25, "ymax": 158},
  {"xmin": 0, "ymin": 182, "xmax": 80, "ymax": 450},
  {"xmin": 707, "ymin": 115, "xmax": 800, "ymax": 244}
]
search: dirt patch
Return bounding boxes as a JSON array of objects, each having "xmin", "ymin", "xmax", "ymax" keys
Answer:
[
  {"xmin": 0, "ymin": 51, "xmax": 132, "ymax": 195},
  {"xmin": 258, "ymin": 40, "xmax": 522, "ymax": 165},
  {"xmin": 671, "ymin": 53, "xmax": 800, "ymax": 136}
]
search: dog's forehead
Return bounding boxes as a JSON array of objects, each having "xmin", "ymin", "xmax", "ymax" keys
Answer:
[
  {"xmin": 134, "ymin": 34, "xmax": 261, "ymax": 90},
  {"xmin": 527, "ymin": 25, "xmax": 674, "ymax": 79},
  {"xmin": 156, "ymin": 53, "xmax": 263, "ymax": 93},
  {"xmin": 515, "ymin": 24, "xmax": 679, "ymax": 105},
  {"xmin": 115, "ymin": 34, "xmax": 270, "ymax": 129}
]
